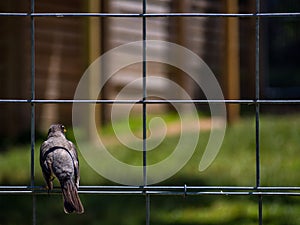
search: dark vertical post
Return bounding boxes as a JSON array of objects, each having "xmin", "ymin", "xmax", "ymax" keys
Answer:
[
  {"xmin": 224, "ymin": 0, "xmax": 240, "ymax": 123},
  {"xmin": 100, "ymin": 1, "xmax": 110, "ymax": 125},
  {"xmin": 87, "ymin": 0, "xmax": 101, "ymax": 141},
  {"xmin": 30, "ymin": 0, "xmax": 36, "ymax": 224},
  {"xmin": 169, "ymin": 1, "xmax": 193, "ymax": 99}
]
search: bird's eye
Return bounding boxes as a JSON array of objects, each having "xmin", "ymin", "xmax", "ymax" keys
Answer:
[{"xmin": 61, "ymin": 125, "xmax": 67, "ymax": 133}]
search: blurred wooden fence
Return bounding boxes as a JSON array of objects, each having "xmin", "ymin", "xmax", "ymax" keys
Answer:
[{"xmin": 0, "ymin": 0, "xmax": 252, "ymax": 139}]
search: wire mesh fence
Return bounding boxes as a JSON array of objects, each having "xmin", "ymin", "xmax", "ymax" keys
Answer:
[{"xmin": 0, "ymin": 0, "xmax": 300, "ymax": 225}]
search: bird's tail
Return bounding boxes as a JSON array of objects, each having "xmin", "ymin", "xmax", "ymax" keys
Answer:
[{"xmin": 61, "ymin": 179, "xmax": 84, "ymax": 214}]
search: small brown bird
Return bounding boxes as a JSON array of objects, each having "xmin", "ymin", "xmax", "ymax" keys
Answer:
[{"xmin": 40, "ymin": 124, "xmax": 84, "ymax": 214}]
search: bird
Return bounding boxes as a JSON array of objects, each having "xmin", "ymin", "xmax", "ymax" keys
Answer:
[{"xmin": 40, "ymin": 124, "xmax": 84, "ymax": 214}]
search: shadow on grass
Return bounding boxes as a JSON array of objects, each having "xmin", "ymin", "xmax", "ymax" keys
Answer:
[
  {"xmin": 1, "ymin": 193, "xmax": 300, "ymax": 225},
  {"xmin": 0, "ymin": 195, "xmax": 146, "ymax": 225}
]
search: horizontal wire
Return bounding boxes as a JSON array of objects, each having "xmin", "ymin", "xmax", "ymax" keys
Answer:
[
  {"xmin": 1, "ymin": 185, "xmax": 300, "ymax": 196},
  {"xmin": 0, "ymin": 12, "xmax": 300, "ymax": 18},
  {"xmin": 146, "ymin": 12, "xmax": 300, "ymax": 18},
  {"xmin": 0, "ymin": 99, "xmax": 300, "ymax": 104},
  {"xmin": 3, "ymin": 185, "xmax": 300, "ymax": 191},
  {"xmin": 0, "ymin": 13, "xmax": 28, "ymax": 16}
]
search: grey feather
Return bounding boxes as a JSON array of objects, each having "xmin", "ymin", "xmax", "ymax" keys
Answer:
[{"xmin": 40, "ymin": 124, "xmax": 84, "ymax": 214}]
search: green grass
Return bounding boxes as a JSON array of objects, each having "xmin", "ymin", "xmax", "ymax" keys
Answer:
[{"xmin": 1, "ymin": 114, "xmax": 300, "ymax": 224}]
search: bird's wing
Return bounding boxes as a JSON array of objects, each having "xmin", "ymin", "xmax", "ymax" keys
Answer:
[
  {"xmin": 40, "ymin": 141, "xmax": 49, "ymax": 171},
  {"xmin": 40, "ymin": 140, "xmax": 53, "ymax": 188},
  {"xmin": 68, "ymin": 141, "xmax": 80, "ymax": 188}
]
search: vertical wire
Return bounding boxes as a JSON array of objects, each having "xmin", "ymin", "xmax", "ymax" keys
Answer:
[
  {"xmin": 255, "ymin": 0, "xmax": 263, "ymax": 224},
  {"xmin": 30, "ymin": 0, "xmax": 36, "ymax": 224},
  {"xmin": 142, "ymin": 0, "xmax": 147, "ymax": 188},
  {"xmin": 142, "ymin": 1, "xmax": 150, "ymax": 225},
  {"xmin": 255, "ymin": 0, "xmax": 261, "ymax": 189}
]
